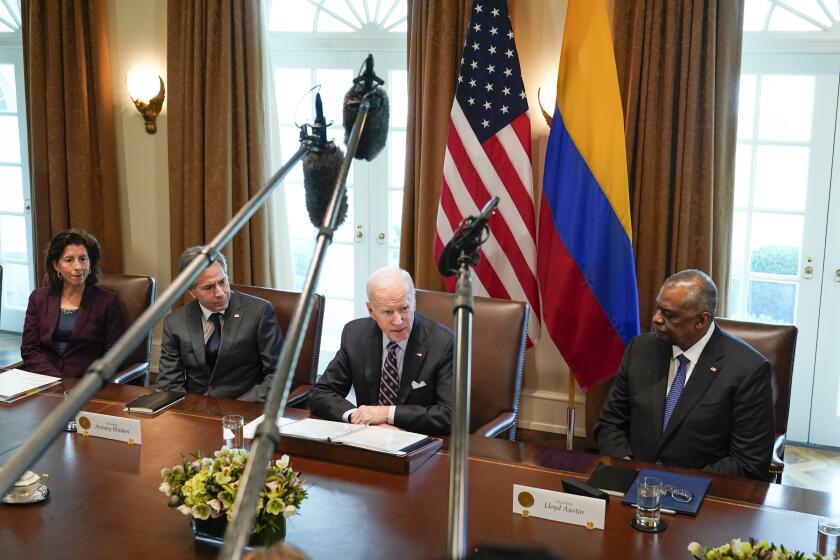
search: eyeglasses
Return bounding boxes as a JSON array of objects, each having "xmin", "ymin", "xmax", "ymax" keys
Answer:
[{"xmin": 661, "ymin": 484, "xmax": 694, "ymax": 503}]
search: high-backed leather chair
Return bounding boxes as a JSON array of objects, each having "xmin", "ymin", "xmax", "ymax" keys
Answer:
[
  {"xmin": 231, "ymin": 285, "xmax": 325, "ymax": 407},
  {"xmin": 9, "ymin": 273, "xmax": 157, "ymax": 384},
  {"xmin": 715, "ymin": 317, "xmax": 797, "ymax": 483},
  {"xmin": 100, "ymin": 274, "xmax": 157, "ymax": 386},
  {"xmin": 414, "ymin": 289, "xmax": 528, "ymax": 440}
]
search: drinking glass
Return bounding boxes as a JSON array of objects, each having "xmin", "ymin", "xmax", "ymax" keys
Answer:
[
  {"xmin": 64, "ymin": 391, "xmax": 77, "ymax": 432},
  {"xmin": 818, "ymin": 516, "xmax": 840, "ymax": 555},
  {"xmin": 222, "ymin": 415, "xmax": 244, "ymax": 450},
  {"xmin": 635, "ymin": 476, "xmax": 663, "ymax": 529}
]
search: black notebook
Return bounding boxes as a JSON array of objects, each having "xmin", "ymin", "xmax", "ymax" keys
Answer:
[
  {"xmin": 586, "ymin": 463, "xmax": 639, "ymax": 497},
  {"xmin": 123, "ymin": 391, "xmax": 185, "ymax": 415}
]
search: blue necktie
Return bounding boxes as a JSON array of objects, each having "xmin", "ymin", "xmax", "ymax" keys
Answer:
[
  {"xmin": 378, "ymin": 341, "xmax": 400, "ymax": 406},
  {"xmin": 663, "ymin": 354, "xmax": 689, "ymax": 430},
  {"xmin": 205, "ymin": 313, "xmax": 222, "ymax": 370}
]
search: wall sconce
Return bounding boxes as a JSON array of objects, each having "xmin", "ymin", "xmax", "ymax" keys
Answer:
[{"xmin": 127, "ymin": 67, "xmax": 165, "ymax": 134}]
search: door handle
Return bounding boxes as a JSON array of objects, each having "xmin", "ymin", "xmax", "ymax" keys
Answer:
[{"xmin": 835, "ymin": 269, "xmax": 840, "ymax": 283}]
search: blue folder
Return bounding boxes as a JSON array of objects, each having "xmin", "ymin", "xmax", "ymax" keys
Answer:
[{"xmin": 621, "ymin": 468, "xmax": 712, "ymax": 516}]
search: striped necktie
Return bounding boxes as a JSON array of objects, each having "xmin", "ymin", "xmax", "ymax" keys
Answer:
[
  {"xmin": 663, "ymin": 354, "xmax": 689, "ymax": 430},
  {"xmin": 378, "ymin": 341, "xmax": 400, "ymax": 406},
  {"xmin": 205, "ymin": 313, "xmax": 222, "ymax": 370}
]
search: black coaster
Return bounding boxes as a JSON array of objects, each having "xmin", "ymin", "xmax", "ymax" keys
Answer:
[{"xmin": 630, "ymin": 517, "xmax": 667, "ymax": 532}]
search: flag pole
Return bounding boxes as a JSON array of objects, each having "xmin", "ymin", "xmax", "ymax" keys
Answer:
[{"xmin": 566, "ymin": 373, "xmax": 576, "ymax": 451}]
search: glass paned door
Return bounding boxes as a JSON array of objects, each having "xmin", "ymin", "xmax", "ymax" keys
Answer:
[{"xmin": 730, "ymin": 53, "xmax": 840, "ymax": 445}]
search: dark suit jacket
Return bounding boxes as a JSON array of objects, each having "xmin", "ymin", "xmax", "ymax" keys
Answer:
[
  {"xmin": 21, "ymin": 285, "xmax": 125, "ymax": 378},
  {"xmin": 309, "ymin": 313, "xmax": 454, "ymax": 436},
  {"xmin": 157, "ymin": 291, "xmax": 284, "ymax": 401},
  {"xmin": 595, "ymin": 327, "xmax": 775, "ymax": 480}
]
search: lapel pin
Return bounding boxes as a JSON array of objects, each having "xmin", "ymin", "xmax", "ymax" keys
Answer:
[
  {"xmin": 710, "ymin": 367, "xmax": 718, "ymax": 374},
  {"xmin": 233, "ymin": 314, "xmax": 240, "ymax": 318},
  {"xmin": 416, "ymin": 353, "xmax": 423, "ymax": 357}
]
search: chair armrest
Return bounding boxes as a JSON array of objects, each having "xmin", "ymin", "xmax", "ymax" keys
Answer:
[
  {"xmin": 473, "ymin": 412, "xmax": 516, "ymax": 438},
  {"xmin": 770, "ymin": 433, "xmax": 786, "ymax": 483},
  {"xmin": 4, "ymin": 360, "xmax": 24, "ymax": 370},
  {"xmin": 287, "ymin": 384, "xmax": 311, "ymax": 408},
  {"xmin": 111, "ymin": 363, "xmax": 149, "ymax": 385}
]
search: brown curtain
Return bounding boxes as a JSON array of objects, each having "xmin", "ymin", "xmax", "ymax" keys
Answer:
[
  {"xmin": 585, "ymin": 0, "xmax": 745, "ymax": 446},
  {"xmin": 614, "ymin": 0, "xmax": 744, "ymax": 326},
  {"xmin": 23, "ymin": 0, "xmax": 123, "ymax": 282},
  {"xmin": 400, "ymin": 0, "xmax": 471, "ymax": 290},
  {"xmin": 167, "ymin": 1, "xmax": 269, "ymax": 286}
]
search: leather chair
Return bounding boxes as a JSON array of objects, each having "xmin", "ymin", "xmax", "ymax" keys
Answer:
[
  {"xmin": 715, "ymin": 317, "xmax": 797, "ymax": 483},
  {"xmin": 231, "ymin": 285, "xmax": 325, "ymax": 407},
  {"xmin": 9, "ymin": 273, "xmax": 156, "ymax": 385},
  {"xmin": 100, "ymin": 274, "xmax": 157, "ymax": 385},
  {"xmin": 414, "ymin": 289, "xmax": 528, "ymax": 440}
]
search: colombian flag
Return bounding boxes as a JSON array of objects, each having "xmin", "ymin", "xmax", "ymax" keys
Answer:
[{"xmin": 537, "ymin": 0, "xmax": 640, "ymax": 390}]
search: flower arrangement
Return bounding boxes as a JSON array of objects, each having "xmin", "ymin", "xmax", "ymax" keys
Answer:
[
  {"xmin": 159, "ymin": 447, "xmax": 307, "ymax": 540},
  {"xmin": 688, "ymin": 538, "xmax": 840, "ymax": 559}
]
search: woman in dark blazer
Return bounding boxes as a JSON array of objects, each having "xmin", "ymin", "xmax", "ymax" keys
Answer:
[{"xmin": 20, "ymin": 230, "xmax": 125, "ymax": 378}]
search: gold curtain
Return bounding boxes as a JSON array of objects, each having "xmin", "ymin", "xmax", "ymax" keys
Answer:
[
  {"xmin": 585, "ymin": 0, "xmax": 745, "ymax": 446},
  {"xmin": 400, "ymin": 0, "xmax": 472, "ymax": 290},
  {"xmin": 23, "ymin": 0, "xmax": 123, "ymax": 281},
  {"xmin": 167, "ymin": 1, "xmax": 269, "ymax": 286}
]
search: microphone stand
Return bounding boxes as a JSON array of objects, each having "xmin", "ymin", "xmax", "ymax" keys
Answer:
[
  {"xmin": 444, "ymin": 220, "xmax": 490, "ymax": 560},
  {"xmin": 0, "ymin": 142, "xmax": 309, "ymax": 497},
  {"xmin": 218, "ymin": 90, "xmax": 377, "ymax": 559}
]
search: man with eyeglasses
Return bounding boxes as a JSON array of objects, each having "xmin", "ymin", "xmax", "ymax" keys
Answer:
[
  {"xmin": 595, "ymin": 269, "xmax": 775, "ymax": 480},
  {"xmin": 157, "ymin": 246, "xmax": 284, "ymax": 402}
]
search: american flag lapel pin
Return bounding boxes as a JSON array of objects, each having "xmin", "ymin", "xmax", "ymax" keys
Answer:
[
  {"xmin": 710, "ymin": 366, "xmax": 718, "ymax": 374},
  {"xmin": 233, "ymin": 314, "xmax": 240, "ymax": 318},
  {"xmin": 416, "ymin": 353, "xmax": 423, "ymax": 357}
]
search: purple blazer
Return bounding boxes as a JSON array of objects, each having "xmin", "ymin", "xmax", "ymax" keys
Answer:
[{"xmin": 20, "ymin": 285, "xmax": 125, "ymax": 378}]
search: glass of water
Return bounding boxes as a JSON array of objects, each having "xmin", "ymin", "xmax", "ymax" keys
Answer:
[
  {"xmin": 222, "ymin": 415, "xmax": 244, "ymax": 450},
  {"xmin": 818, "ymin": 516, "xmax": 840, "ymax": 555},
  {"xmin": 636, "ymin": 476, "xmax": 663, "ymax": 529}
]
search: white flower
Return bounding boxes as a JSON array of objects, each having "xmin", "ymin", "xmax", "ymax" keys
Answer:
[
  {"xmin": 207, "ymin": 499, "xmax": 222, "ymax": 513},
  {"xmin": 687, "ymin": 542, "xmax": 701, "ymax": 555},
  {"xmin": 275, "ymin": 455, "xmax": 289, "ymax": 469},
  {"xmin": 158, "ymin": 482, "xmax": 171, "ymax": 494},
  {"xmin": 177, "ymin": 505, "xmax": 192, "ymax": 516},
  {"xmin": 283, "ymin": 505, "xmax": 298, "ymax": 518}
]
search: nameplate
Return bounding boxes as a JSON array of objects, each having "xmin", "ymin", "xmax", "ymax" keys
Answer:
[
  {"xmin": 75, "ymin": 411, "xmax": 142, "ymax": 445},
  {"xmin": 512, "ymin": 484, "xmax": 605, "ymax": 530}
]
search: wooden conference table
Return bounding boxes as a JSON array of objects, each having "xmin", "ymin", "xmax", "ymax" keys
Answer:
[{"xmin": 0, "ymin": 382, "xmax": 837, "ymax": 559}]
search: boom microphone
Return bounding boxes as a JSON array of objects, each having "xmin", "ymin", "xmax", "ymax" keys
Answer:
[
  {"xmin": 343, "ymin": 54, "xmax": 389, "ymax": 161},
  {"xmin": 438, "ymin": 197, "xmax": 500, "ymax": 276},
  {"xmin": 303, "ymin": 92, "xmax": 348, "ymax": 227}
]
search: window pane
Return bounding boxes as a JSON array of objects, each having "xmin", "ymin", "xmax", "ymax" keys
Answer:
[
  {"xmin": 314, "ymin": 69, "xmax": 353, "ymax": 128},
  {"xmin": 753, "ymin": 145, "xmax": 808, "ymax": 211},
  {"xmin": 0, "ymin": 115, "xmax": 20, "ymax": 163},
  {"xmin": 275, "ymin": 69, "xmax": 312, "ymax": 125},
  {"xmin": 316, "ymin": 2, "xmax": 359, "ymax": 32},
  {"xmin": 0, "ymin": 165, "xmax": 23, "ymax": 212},
  {"xmin": 382, "ymin": 0, "xmax": 408, "ymax": 30},
  {"xmin": 388, "ymin": 246, "xmax": 400, "ymax": 268},
  {"xmin": 319, "ymin": 242, "xmax": 354, "ymax": 299},
  {"xmin": 728, "ymin": 277, "xmax": 744, "ymax": 318},
  {"xmin": 389, "ymin": 130, "xmax": 406, "ymax": 187},
  {"xmin": 780, "ymin": 0, "xmax": 831, "ymax": 27},
  {"xmin": 737, "ymin": 75, "xmax": 756, "ymax": 140},
  {"xmin": 332, "ymin": 188, "xmax": 354, "ymax": 244},
  {"xmin": 747, "ymin": 280, "xmax": 796, "ymax": 323},
  {"xmin": 285, "ymin": 183, "xmax": 313, "ymax": 239},
  {"xmin": 757, "ymin": 75, "xmax": 815, "ymax": 141},
  {"xmin": 743, "ymin": 0, "xmax": 772, "ymax": 31},
  {"xmin": 388, "ymin": 190, "xmax": 402, "ymax": 247},
  {"xmin": 768, "ymin": 6, "xmax": 822, "ymax": 30},
  {"xmin": 0, "ymin": 214, "xmax": 27, "ymax": 259},
  {"xmin": 279, "ymin": 125, "xmax": 304, "ymax": 183},
  {"xmin": 317, "ymin": 297, "xmax": 355, "ymax": 375},
  {"xmin": 749, "ymin": 213, "xmax": 802, "ymax": 276},
  {"xmin": 0, "ymin": 64, "xmax": 17, "ymax": 112},
  {"xmin": 2, "ymin": 262, "xmax": 31, "ymax": 309},
  {"xmin": 268, "ymin": 0, "xmax": 316, "ymax": 32},
  {"xmin": 758, "ymin": 76, "xmax": 814, "ymax": 141},
  {"xmin": 290, "ymin": 237, "xmax": 315, "ymax": 289},
  {"xmin": 734, "ymin": 143, "xmax": 752, "ymax": 208},
  {"xmin": 731, "ymin": 210, "xmax": 747, "ymax": 275},
  {"xmin": 389, "ymin": 69, "xmax": 408, "ymax": 128}
]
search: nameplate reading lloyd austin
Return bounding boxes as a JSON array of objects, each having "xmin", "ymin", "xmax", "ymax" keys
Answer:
[
  {"xmin": 74, "ymin": 411, "xmax": 142, "ymax": 445},
  {"xmin": 512, "ymin": 484, "xmax": 605, "ymax": 530}
]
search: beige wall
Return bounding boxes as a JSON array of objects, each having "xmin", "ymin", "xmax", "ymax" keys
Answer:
[
  {"xmin": 106, "ymin": 0, "xmax": 170, "ymax": 365},
  {"xmin": 105, "ymin": 0, "xmax": 590, "ymax": 437}
]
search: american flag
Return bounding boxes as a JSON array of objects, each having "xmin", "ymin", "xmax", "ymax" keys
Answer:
[{"xmin": 433, "ymin": 0, "xmax": 540, "ymax": 344}]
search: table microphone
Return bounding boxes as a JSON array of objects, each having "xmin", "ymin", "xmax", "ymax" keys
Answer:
[
  {"xmin": 302, "ymin": 92, "xmax": 348, "ymax": 227},
  {"xmin": 343, "ymin": 54, "xmax": 389, "ymax": 161}
]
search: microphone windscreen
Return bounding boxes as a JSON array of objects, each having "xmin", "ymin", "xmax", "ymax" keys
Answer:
[
  {"xmin": 302, "ymin": 143, "xmax": 348, "ymax": 228},
  {"xmin": 343, "ymin": 84, "xmax": 389, "ymax": 161}
]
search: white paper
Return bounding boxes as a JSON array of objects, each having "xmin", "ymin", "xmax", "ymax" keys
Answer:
[
  {"xmin": 512, "ymin": 484, "xmax": 605, "ymax": 530},
  {"xmin": 332, "ymin": 425, "xmax": 428, "ymax": 456},
  {"xmin": 0, "ymin": 369, "xmax": 61, "ymax": 400},
  {"xmin": 278, "ymin": 418, "xmax": 364, "ymax": 441}
]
